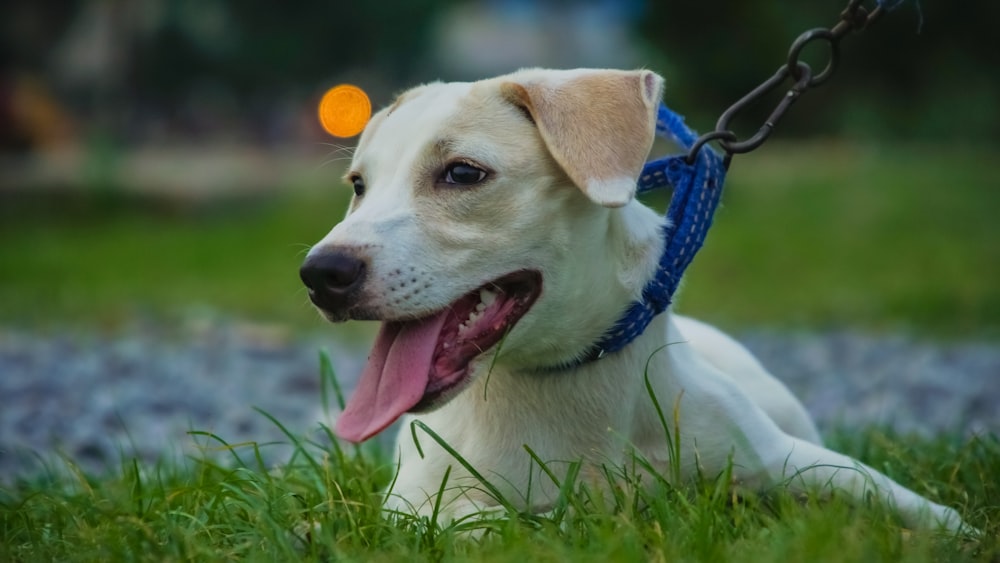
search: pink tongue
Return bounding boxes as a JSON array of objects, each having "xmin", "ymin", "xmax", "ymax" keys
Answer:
[{"xmin": 334, "ymin": 312, "xmax": 448, "ymax": 442}]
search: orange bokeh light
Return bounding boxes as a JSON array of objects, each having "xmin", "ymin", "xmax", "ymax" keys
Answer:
[{"xmin": 317, "ymin": 84, "xmax": 371, "ymax": 138}]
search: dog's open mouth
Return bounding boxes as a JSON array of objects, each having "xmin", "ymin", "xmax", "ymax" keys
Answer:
[{"xmin": 335, "ymin": 270, "xmax": 542, "ymax": 442}]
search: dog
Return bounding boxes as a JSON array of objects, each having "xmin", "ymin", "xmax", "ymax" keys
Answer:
[{"xmin": 299, "ymin": 68, "xmax": 970, "ymax": 532}]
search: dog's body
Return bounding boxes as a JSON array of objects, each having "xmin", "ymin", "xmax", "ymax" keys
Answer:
[{"xmin": 301, "ymin": 68, "xmax": 968, "ymax": 531}]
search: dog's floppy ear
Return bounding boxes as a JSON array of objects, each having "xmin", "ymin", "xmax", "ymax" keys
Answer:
[{"xmin": 501, "ymin": 69, "xmax": 663, "ymax": 208}]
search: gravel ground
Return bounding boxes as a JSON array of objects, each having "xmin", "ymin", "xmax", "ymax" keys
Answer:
[{"xmin": 1, "ymin": 318, "xmax": 997, "ymax": 480}]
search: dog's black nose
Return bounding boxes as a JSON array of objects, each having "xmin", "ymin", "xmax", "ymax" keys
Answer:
[{"xmin": 300, "ymin": 251, "xmax": 366, "ymax": 303}]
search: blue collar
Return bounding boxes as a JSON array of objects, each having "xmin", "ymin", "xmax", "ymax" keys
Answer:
[{"xmin": 573, "ymin": 103, "xmax": 728, "ymax": 365}]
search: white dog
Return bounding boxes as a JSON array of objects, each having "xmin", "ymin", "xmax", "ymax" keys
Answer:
[{"xmin": 300, "ymin": 68, "xmax": 969, "ymax": 532}]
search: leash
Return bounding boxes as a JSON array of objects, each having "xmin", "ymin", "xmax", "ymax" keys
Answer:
[{"xmin": 575, "ymin": 0, "xmax": 916, "ymax": 365}]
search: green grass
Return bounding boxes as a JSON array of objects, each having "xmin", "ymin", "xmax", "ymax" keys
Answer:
[
  {"xmin": 1, "ymin": 141, "xmax": 997, "ymax": 337},
  {"xmin": 0, "ymin": 187, "xmax": 343, "ymax": 332},
  {"xmin": 1, "ymin": 361, "xmax": 997, "ymax": 562},
  {"xmin": 670, "ymin": 141, "xmax": 1000, "ymax": 337}
]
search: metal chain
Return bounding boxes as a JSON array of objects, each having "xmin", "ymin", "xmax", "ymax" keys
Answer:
[{"xmin": 687, "ymin": 0, "xmax": 890, "ymax": 165}]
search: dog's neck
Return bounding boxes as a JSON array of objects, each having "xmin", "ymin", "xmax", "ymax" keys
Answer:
[
  {"xmin": 571, "ymin": 110, "xmax": 729, "ymax": 365},
  {"xmin": 607, "ymin": 201, "xmax": 669, "ymax": 301},
  {"xmin": 541, "ymin": 200, "xmax": 667, "ymax": 370},
  {"xmin": 461, "ymin": 294, "xmax": 672, "ymax": 441}
]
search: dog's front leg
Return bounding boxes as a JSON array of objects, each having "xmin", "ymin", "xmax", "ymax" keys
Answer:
[
  {"xmin": 759, "ymin": 437, "xmax": 972, "ymax": 534},
  {"xmin": 663, "ymin": 322, "xmax": 973, "ymax": 535},
  {"xmin": 384, "ymin": 487, "xmax": 507, "ymax": 524}
]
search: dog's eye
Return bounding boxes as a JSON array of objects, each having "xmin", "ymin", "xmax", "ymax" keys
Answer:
[
  {"xmin": 351, "ymin": 176, "xmax": 366, "ymax": 197},
  {"xmin": 442, "ymin": 163, "xmax": 487, "ymax": 185}
]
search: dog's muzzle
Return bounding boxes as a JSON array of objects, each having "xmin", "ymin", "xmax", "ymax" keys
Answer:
[{"xmin": 300, "ymin": 249, "xmax": 367, "ymax": 316}]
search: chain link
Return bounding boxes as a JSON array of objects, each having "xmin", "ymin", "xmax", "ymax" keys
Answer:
[{"xmin": 687, "ymin": 0, "xmax": 889, "ymax": 164}]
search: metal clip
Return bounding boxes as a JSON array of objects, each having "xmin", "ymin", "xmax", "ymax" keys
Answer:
[{"xmin": 686, "ymin": 0, "xmax": 895, "ymax": 161}]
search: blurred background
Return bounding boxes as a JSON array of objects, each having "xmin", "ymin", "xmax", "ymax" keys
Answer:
[
  {"xmin": 2, "ymin": 0, "xmax": 999, "ymax": 477},
  {"xmin": 1, "ymin": 0, "xmax": 998, "ymax": 336}
]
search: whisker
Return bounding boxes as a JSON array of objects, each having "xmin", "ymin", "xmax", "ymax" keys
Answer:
[
  {"xmin": 318, "ymin": 143, "xmax": 356, "ymax": 158},
  {"xmin": 318, "ymin": 142, "xmax": 356, "ymax": 151},
  {"xmin": 292, "ymin": 244, "xmax": 313, "ymax": 258},
  {"xmin": 309, "ymin": 143, "xmax": 358, "ymax": 175},
  {"xmin": 315, "ymin": 156, "xmax": 355, "ymax": 173}
]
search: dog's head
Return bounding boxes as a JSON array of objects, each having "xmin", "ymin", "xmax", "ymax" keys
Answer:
[{"xmin": 301, "ymin": 68, "xmax": 666, "ymax": 442}]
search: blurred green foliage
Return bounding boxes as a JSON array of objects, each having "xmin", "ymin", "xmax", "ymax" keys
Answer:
[
  {"xmin": 132, "ymin": 0, "xmax": 447, "ymax": 97},
  {"xmin": 638, "ymin": 1, "xmax": 1000, "ymax": 142},
  {"xmin": 4, "ymin": 0, "xmax": 998, "ymax": 143}
]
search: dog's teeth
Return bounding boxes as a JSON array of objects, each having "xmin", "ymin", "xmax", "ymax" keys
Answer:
[
  {"xmin": 480, "ymin": 289, "xmax": 497, "ymax": 307},
  {"xmin": 458, "ymin": 310, "xmax": 481, "ymax": 336},
  {"xmin": 475, "ymin": 303, "xmax": 486, "ymax": 313}
]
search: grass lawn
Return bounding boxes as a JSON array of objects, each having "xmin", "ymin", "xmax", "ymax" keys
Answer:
[
  {"xmin": 1, "ymin": 359, "xmax": 998, "ymax": 562},
  {"xmin": 1, "ymin": 141, "xmax": 997, "ymax": 337},
  {"xmin": 1, "ymin": 141, "xmax": 998, "ymax": 560},
  {"xmin": 678, "ymin": 141, "xmax": 1000, "ymax": 337}
]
